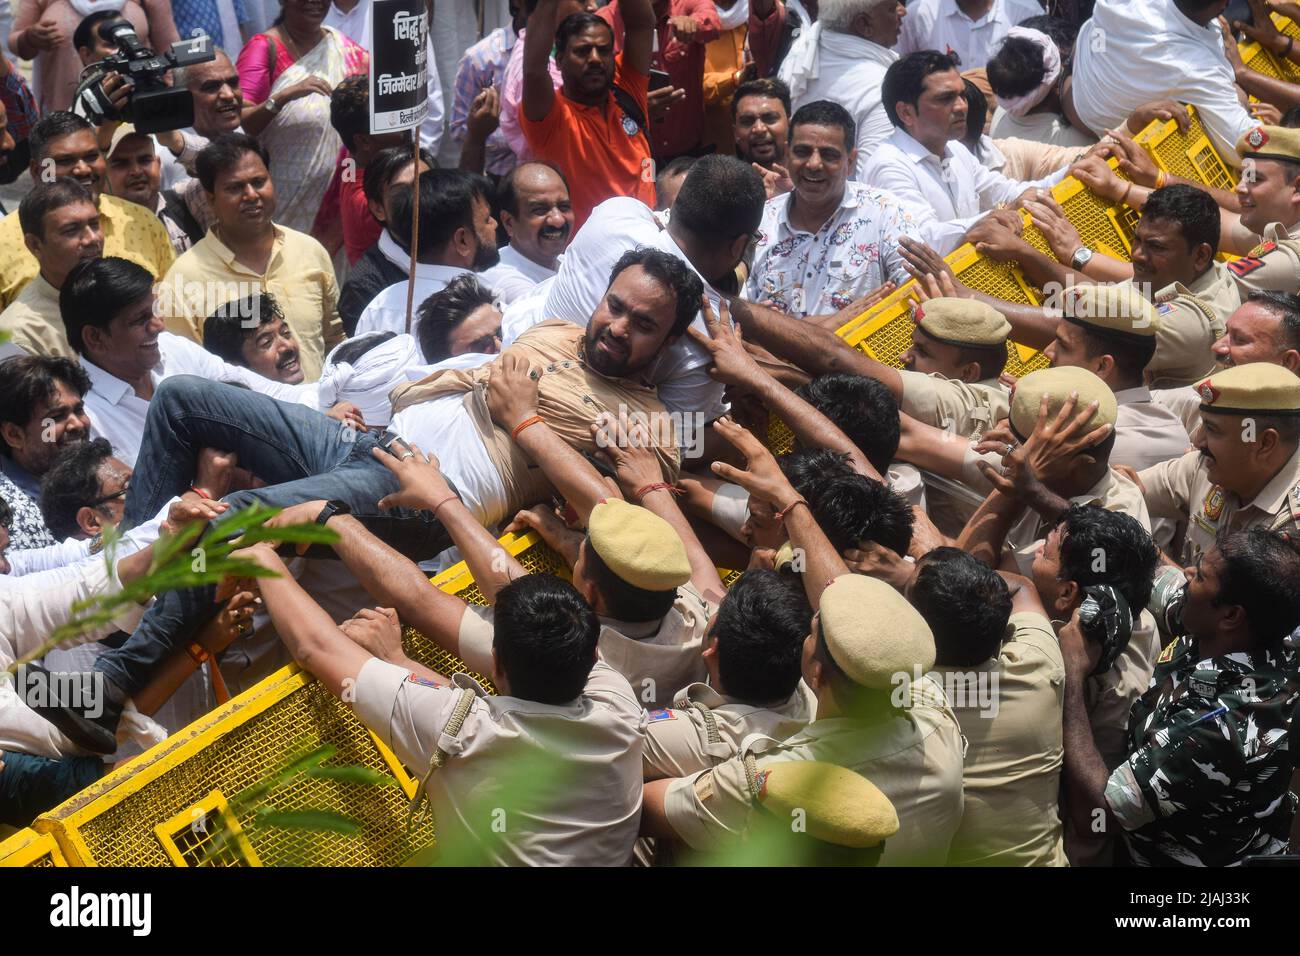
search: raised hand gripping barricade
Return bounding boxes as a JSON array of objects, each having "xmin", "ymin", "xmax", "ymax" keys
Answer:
[{"xmin": 3, "ymin": 107, "xmax": 1238, "ymax": 866}]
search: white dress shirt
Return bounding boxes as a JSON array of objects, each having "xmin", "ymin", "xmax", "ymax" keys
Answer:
[
  {"xmin": 745, "ymin": 180, "xmax": 919, "ymax": 316},
  {"xmin": 787, "ymin": 30, "xmax": 898, "ymax": 178},
  {"xmin": 0, "ymin": 557, "xmax": 145, "ymax": 757},
  {"xmin": 1071, "ymin": 0, "xmax": 1254, "ymax": 158},
  {"xmin": 896, "ymin": 0, "xmax": 1043, "ymax": 71},
  {"xmin": 539, "ymin": 197, "xmax": 728, "ymax": 422},
  {"xmin": 354, "ymin": 263, "xmax": 475, "ymax": 338},
  {"xmin": 1, "ymin": 498, "xmax": 176, "ymax": 588},
  {"xmin": 861, "ymin": 127, "xmax": 1067, "ymax": 255},
  {"xmin": 82, "ymin": 333, "xmax": 315, "ymax": 467},
  {"xmin": 478, "ymin": 243, "xmax": 559, "ymax": 305}
]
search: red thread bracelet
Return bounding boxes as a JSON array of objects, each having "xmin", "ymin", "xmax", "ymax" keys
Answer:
[
  {"xmin": 512, "ymin": 415, "xmax": 543, "ymax": 440},
  {"xmin": 188, "ymin": 485, "xmax": 214, "ymax": 500},
  {"xmin": 430, "ymin": 494, "xmax": 460, "ymax": 515},
  {"xmin": 636, "ymin": 482, "xmax": 680, "ymax": 501},
  {"xmin": 775, "ymin": 498, "xmax": 809, "ymax": 522}
]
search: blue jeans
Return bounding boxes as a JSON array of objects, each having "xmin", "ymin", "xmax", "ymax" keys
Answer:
[
  {"xmin": 98, "ymin": 376, "xmax": 453, "ymax": 695},
  {"xmin": 0, "ymin": 750, "xmax": 103, "ymax": 826}
]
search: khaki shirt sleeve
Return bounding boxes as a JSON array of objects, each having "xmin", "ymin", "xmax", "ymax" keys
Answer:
[
  {"xmin": 1147, "ymin": 297, "xmax": 1220, "ymax": 389},
  {"xmin": 456, "ymin": 605, "xmax": 496, "ymax": 677},
  {"xmin": 663, "ymin": 755, "xmax": 756, "ymax": 850},
  {"xmin": 351, "ymin": 656, "xmax": 476, "ymax": 771},
  {"xmin": 1137, "ymin": 451, "xmax": 1200, "ymax": 522},
  {"xmin": 1225, "ymin": 240, "xmax": 1300, "ymax": 296},
  {"xmin": 643, "ymin": 707, "xmax": 712, "ymax": 780},
  {"xmin": 899, "ymin": 370, "xmax": 1006, "ymax": 438}
]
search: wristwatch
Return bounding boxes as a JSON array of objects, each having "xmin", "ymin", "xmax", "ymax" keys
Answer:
[
  {"xmin": 314, "ymin": 499, "xmax": 351, "ymax": 525},
  {"xmin": 1070, "ymin": 246, "xmax": 1095, "ymax": 270},
  {"xmin": 265, "ymin": 96, "xmax": 280, "ymax": 114}
]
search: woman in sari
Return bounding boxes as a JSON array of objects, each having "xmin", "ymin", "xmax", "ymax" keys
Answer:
[{"xmin": 237, "ymin": 0, "xmax": 367, "ymax": 245}]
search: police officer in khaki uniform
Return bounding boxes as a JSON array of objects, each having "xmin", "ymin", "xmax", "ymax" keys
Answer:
[
  {"xmin": 1224, "ymin": 125, "xmax": 1300, "ymax": 297},
  {"xmin": 463, "ymin": 499, "xmax": 717, "ymax": 709},
  {"xmin": 1139, "ymin": 362, "xmax": 1300, "ymax": 565},
  {"xmin": 642, "ymin": 574, "xmax": 966, "ymax": 867},
  {"xmin": 1043, "ymin": 284, "xmax": 1191, "ymax": 472},
  {"xmin": 1147, "ymin": 266, "xmax": 1240, "ymax": 389},
  {"xmin": 895, "ymin": 298, "xmax": 1014, "ymax": 441},
  {"xmin": 642, "ymin": 569, "xmax": 816, "ymax": 781},
  {"xmin": 955, "ymin": 366, "xmax": 1152, "ymax": 568}
]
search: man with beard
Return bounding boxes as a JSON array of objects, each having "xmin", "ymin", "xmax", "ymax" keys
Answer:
[
  {"xmin": 102, "ymin": 125, "xmax": 205, "ymax": 254},
  {"xmin": 26, "ymin": 248, "xmax": 700, "ymax": 755},
  {"xmin": 732, "ymin": 78, "xmax": 790, "ymax": 170},
  {"xmin": 355, "ymin": 169, "xmax": 501, "ymax": 337},
  {"xmin": 0, "ymin": 356, "xmax": 92, "ymax": 501},
  {"xmin": 520, "ymin": 0, "xmax": 657, "ymax": 228},
  {"xmin": 480, "ymin": 162, "xmax": 575, "ymax": 304},
  {"xmin": 156, "ymin": 133, "xmax": 344, "ymax": 382},
  {"xmin": 0, "ymin": 179, "xmax": 103, "ymax": 358},
  {"xmin": 0, "ymin": 112, "xmax": 175, "ymax": 310}
]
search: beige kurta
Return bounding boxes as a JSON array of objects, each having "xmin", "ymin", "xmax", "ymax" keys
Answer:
[{"xmin": 0, "ymin": 274, "xmax": 69, "ymax": 356}]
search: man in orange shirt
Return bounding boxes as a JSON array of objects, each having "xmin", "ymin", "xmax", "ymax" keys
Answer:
[{"xmin": 520, "ymin": 0, "xmax": 657, "ymax": 228}]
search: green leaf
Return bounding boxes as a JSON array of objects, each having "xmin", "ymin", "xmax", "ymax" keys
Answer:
[
  {"xmin": 305, "ymin": 765, "xmax": 397, "ymax": 786},
  {"xmin": 254, "ymin": 809, "xmax": 362, "ymax": 835}
]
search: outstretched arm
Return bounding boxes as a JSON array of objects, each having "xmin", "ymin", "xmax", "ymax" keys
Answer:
[
  {"xmin": 487, "ymin": 350, "xmax": 623, "ymax": 525},
  {"xmin": 691, "ymin": 297, "xmax": 881, "ymax": 479},
  {"xmin": 522, "ymin": 0, "xmax": 561, "ymax": 122}
]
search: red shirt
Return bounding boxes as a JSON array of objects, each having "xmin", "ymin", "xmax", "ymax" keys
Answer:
[
  {"xmin": 519, "ymin": 52, "xmax": 657, "ymax": 230},
  {"xmin": 597, "ymin": 0, "xmax": 721, "ymax": 161},
  {"xmin": 341, "ymin": 173, "xmax": 381, "ymax": 266}
]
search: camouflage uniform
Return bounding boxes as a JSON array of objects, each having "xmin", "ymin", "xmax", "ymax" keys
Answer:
[{"xmin": 1103, "ymin": 634, "xmax": 1299, "ymax": 866}]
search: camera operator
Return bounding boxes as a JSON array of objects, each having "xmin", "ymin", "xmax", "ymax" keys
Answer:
[{"xmin": 9, "ymin": 0, "xmax": 177, "ymax": 113}]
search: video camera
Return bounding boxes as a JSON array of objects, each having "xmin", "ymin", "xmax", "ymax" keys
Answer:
[{"xmin": 75, "ymin": 21, "xmax": 216, "ymax": 134}]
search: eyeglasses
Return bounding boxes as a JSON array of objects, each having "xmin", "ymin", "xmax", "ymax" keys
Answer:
[{"xmin": 88, "ymin": 482, "xmax": 129, "ymax": 508}]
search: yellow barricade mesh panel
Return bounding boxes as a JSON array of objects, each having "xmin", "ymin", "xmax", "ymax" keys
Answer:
[
  {"xmin": 1135, "ymin": 107, "xmax": 1236, "ymax": 193},
  {"xmin": 46, "ymin": 680, "xmax": 434, "ymax": 866},
  {"xmin": 0, "ymin": 828, "xmax": 66, "ymax": 867},
  {"xmin": 1241, "ymin": 39, "xmax": 1289, "ymax": 81}
]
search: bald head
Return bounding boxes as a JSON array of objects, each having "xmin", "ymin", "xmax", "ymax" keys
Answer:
[
  {"xmin": 499, "ymin": 161, "xmax": 574, "ymax": 269},
  {"xmin": 180, "ymin": 50, "xmax": 243, "ymax": 138}
]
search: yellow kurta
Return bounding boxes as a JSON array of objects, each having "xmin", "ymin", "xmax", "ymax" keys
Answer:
[
  {"xmin": 0, "ymin": 194, "xmax": 176, "ymax": 310},
  {"xmin": 155, "ymin": 224, "xmax": 344, "ymax": 382}
]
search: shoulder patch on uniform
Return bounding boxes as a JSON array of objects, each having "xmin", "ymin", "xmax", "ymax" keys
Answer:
[
  {"xmin": 406, "ymin": 673, "xmax": 441, "ymax": 689},
  {"xmin": 647, "ymin": 708, "xmax": 677, "ymax": 722},
  {"xmin": 1157, "ymin": 640, "xmax": 1178, "ymax": 664},
  {"xmin": 1247, "ymin": 240, "xmax": 1278, "ymax": 258},
  {"xmin": 1226, "ymin": 254, "xmax": 1267, "ymax": 278},
  {"xmin": 1156, "ymin": 301, "xmax": 1175, "ymax": 315}
]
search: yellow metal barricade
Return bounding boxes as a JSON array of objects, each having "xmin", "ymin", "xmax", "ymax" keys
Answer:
[
  {"xmin": 0, "ymin": 827, "xmax": 69, "ymax": 866},
  {"xmin": 10, "ymin": 104, "xmax": 1248, "ymax": 867}
]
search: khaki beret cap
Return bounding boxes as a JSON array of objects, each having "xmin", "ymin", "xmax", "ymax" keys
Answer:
[
  {"xmin": 1060, "ymin": 283, "xmax": 1159, "ymax": 340},
  {"xmin": 756, "ymin": 761, "xmax": 900, "ymax": 849},
  {"xmin": 587, "ymin": 499, "xmax": 691, "ymax": 592},
  {"xmin": 1194, "ymin": 362, "xmax": 1300, "ymax": 416},
  {"xmin": 1008, "ymin": 366, "xmax": 1118, "ymax": 442},
  {"xmin": 819, "ymin": 574, "xmax": 935, "ymax": 690},
  {"xmin": 1236, "ymin": 124, "xmax": 1300, "ymax": 165},
  {"xmin": 912, "ymin": 297, "xmax": 1011, "ymax": 348}
]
